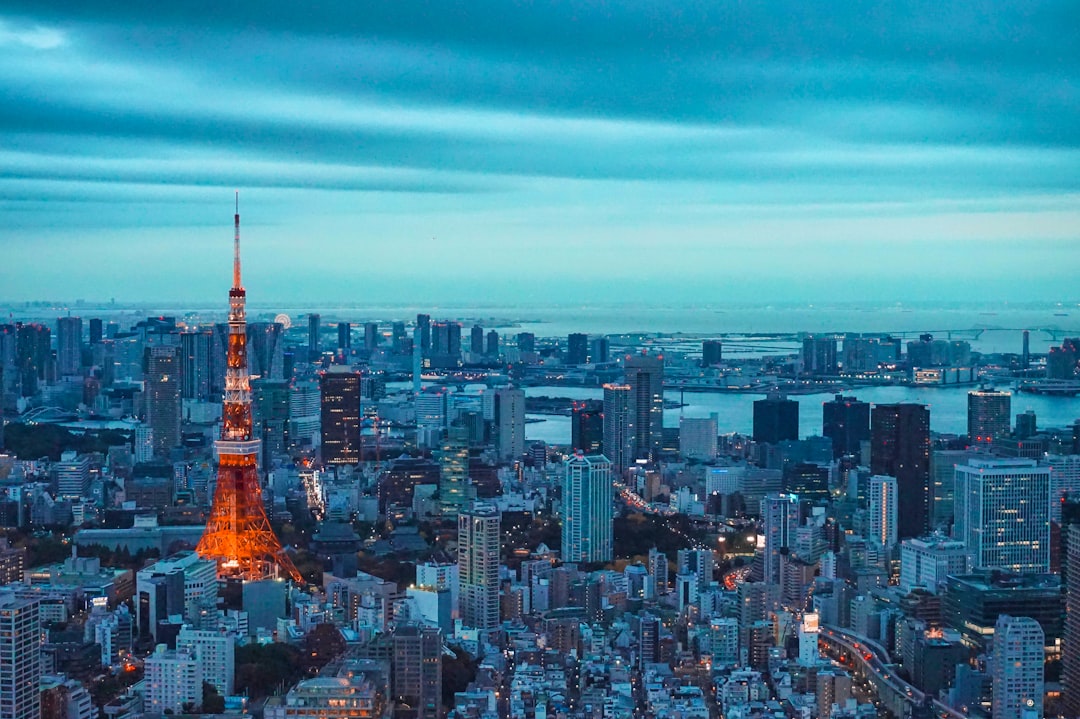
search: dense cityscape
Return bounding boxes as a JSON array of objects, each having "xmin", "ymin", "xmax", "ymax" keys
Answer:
[{"xmin": 0, "ymin": 206, "xmax": 1077, "ymax": 719}]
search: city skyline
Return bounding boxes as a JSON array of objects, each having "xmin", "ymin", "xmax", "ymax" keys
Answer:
[{"xmin": 1, "ymin": 2, "xmax": 1079, "ymax": 303}]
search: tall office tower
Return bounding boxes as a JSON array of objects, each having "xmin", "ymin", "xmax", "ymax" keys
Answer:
[
  {"xmin": 679, "ymin": 415, "xmax": 718, "ymax": 461},
  {"xmin": 56, "ymin": 451, "xmax": 91, "ymax": 499},
  {"xmin": 307, "ymin": 313, "xmax": 321, "ymax": 360},
  {"xmin": 871, "ymin": 403, "xmax": 931, "ymax": 540},
  {"xmin": 246, "ymin": 322, "xmax": 285, "ymax": 380},
  {"xmin": 590, "ymin": 337, "xmax": 610, "ymax": 364},
  {"xmin": 638, "ymin": 614, "xmax": 661, "ymax": 668},
  {"xmin": 252, "ymin": 379, "xmax": 290, "ymax": 460},
  {"xmin": 1015, "ymin": 410, "xmax": 1037, "ymax": 439},
  {"xmin": 561, "ymin": 454, "xmax": 614, "ymax": 563},
  {"xmin": 288, "ymin": 378, "xmax": 321, "ymax": 449},
  {"xmin": 753, "ymin": 393, "xmax": 799, "ymax": 444},
  {"xmin": 393, "ymin": 624, "xmax": 443, "ymax": 719},
  {"xmin": 390, "ymin": 321, "xmax": 406, "ymax": 351},
  {"xmin": 867, "ymin": 475, "xmax": 898, "ymax": 549},
  {"xmin": 195, "ymin": 197, "xmax": 300, "ymax": 582},
  {"xmin": 678, "ymin": 548, "xmax": 715, "ymax": 595},
  {"xmin": 337, "ymin": 322, "xmax": 351, "ymax": 350},
  {"xmin": 954, "ymin": 458, "xmax": 1050, "ymax": 573},
  {"xmin": 16, "ymin": 322, "xmax": 50, "ymax": 395},
  {"xmin": 822, "ymin": 394, "xmax": 870, "ymax": 459},
  {"xmin": 437, "ymin": 425, "xmax": 472, "ymax": 518},
  {"xmin": 991, "ymin": 615, "xmax": 1044, "ymax": 719},
  {"xmin": 761, "ymin": 493, "xmax": 800, "ymax": 585},
  {"xmin": 485, "ymin": 330, "xmax": 499, "ymax": 358},
  {"xmin": 649, "ymin": 547, "xmax": 669, "ymax": 596},
  {"xmin": 930, "ymin": 448, "xmax": 980, "ymax": 531},
  {"xmin": 363, "ymin": 322, "xmax": 379, "ymax": 353},
  {"xmin": 180, "ymin": 330, "xmax": 213, "ymax": 401},
  {"xmin": 470, "ymin": 325, "xmax": 484, "ymax": 354},
  {"xmin": 602, "ymin": 383, "xmax": 634, "ymax": 473},
  {"xmin": 1064, "ymin": 524, "xmax": 1080, "ymax": 718},
  {"xmin": 88, "ymin": 318, "xmax": 103, "ymax": 346},
  {"xmin": 566, "ymin": 333, "xmax": 588, "ymax": 365},
  {"xmin": 968, "ymin": 389, "xmax": 1012, "ymax": 444},
  {"xmin": 801, "ymin": 336, "xmax": 837, "ymax": 375},
  {"xmin": 416, "ymin": 314, "xmax": 431, "ymax": 354},
  {"xmin": 144, "ymin": 645, "xmax": 201, "ymax": 714},
  {"xmin": 899, "ymin": 536, "xmax": 970, "ymax": 595},
  {"xmin": 56, "ymin": 315, "xmax": 82, "ymax": 376},
  {"xmin": 516, "ymin": 332, "xmax": 535, "ymax": 354},
  {"xmin": 177, "ymin": 626, "xmax": 235, "ymax": 696},
  {"xmin": 701, "ymin": 340, "xmax": 722, "ymax": 367},
  {"xmin": 0, "ymin": 591, "xmax": 41, "ymax": 719},
  {"xmin": 571, "ymin": 400, "xmax": 604, "ymax": 454},
  {"xmin": 145, "ymin": 345, "xmax": 182, "ymax": 458},
  {"xmin": 320, "ymin": 368, "xmax": 362, "ymax": 464},
  {"xmin": 1048, "ymin": 454, "xmax": 1080, "ymax": 523},
  {"xmin": 624, "ymin": 353, "xmax": 664, "ymax": 461},
  {"xmin": 494, "ymin": 388, "xmax": 525, "ymax": 461},
  {"xmin": 1022, "ymin": 330, "xmax": 1031, "ymax": 369},
  {"xmin": 458, "ymin": 503, "xmax": 500, "ymax": 629}
]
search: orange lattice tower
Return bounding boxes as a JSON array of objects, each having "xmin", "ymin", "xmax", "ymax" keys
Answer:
[{"xmin": 196, "ymin": 195, "xmax": 301, "ymax": 582}]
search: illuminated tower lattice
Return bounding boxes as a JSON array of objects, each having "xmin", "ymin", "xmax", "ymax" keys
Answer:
[{"xmin": 196, "ymin": 196, "xmax": 301, "ymax": 582}]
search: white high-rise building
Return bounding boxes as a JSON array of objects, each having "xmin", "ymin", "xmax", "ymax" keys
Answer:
[
  {"xmin": 177, "ymin": 625, "xmax": 235, "ymax": 696},
  {"xmin": 136, "ymin": 551, "xmax": 218, "ymax": 641},
  {"xmin": 761, "ymin": 494, "xmax": 800, "ymax": 585},
  {"xmin": 954, "ymin": 458, "xmax": 1051, "ymax": 573},
  {"xmin": 144, "ymin": 644, "xmax": 201, "ymax": 714},
  {"xmin": 602, "ymin": 383, "xmax": 634, "ymax": 474},
  {"xmin": 288, "ymin": 378, "xmax": 321, "ymax": 449},
  {"xmin": 0, "ymin": 591, "xmax": 41, "ymax": 719},
  {"xmin": 494, "ymin": 388, "xmax": 525, "ymax": 461},
  {"xmin": 1047, "ymin": 454, "xmax": 1080, "ymax": 523},
  {"xmin": 56, "ymin": 315, "xmax": 83, "ymax": 377},
  {"xmin": 991, "ymin": 615, "xmax": 1044, "ymax": 719},
  {"xmin": 134, "ymin": 425, "xmax": 154, "ymax": 464},
  {"xmin": 680, "ymin": 415, "xmax": 718, "ymax": 461},
  {"xmin": 867, "ymin": 475, "xmax": 898, "ymax": 549},
  {"xmin": 55, "ymin": 451, "xmax": 91, "ymax": 499},
  {"xmin": 562, "ymin": 454, "xmax": 614, "ymax": 564},
  {"xmin": 458, "ymin": 503, "xmax": 500, "ymax": 630},
  {"xmin": 416, "ymin": 562, "xmax": 459, "ymax": 616},
  {"xmin": 899, "ymin": 535, "xmax": 970, "ymax": 594}
]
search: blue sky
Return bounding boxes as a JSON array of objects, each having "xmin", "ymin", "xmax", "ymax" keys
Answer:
[{"xmin": 1, "ymin": 1, "xmax": 1078, "ymax": 304}]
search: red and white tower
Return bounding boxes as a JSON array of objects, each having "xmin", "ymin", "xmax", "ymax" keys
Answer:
[{"xmin": 196, "ymin": 195, "xmax": 301, "ymax": 582}]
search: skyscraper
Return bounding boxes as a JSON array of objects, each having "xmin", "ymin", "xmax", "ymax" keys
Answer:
[
  {"xmin": 320, "ymin": 368, "xmax": 362, "ymax": 465},
  {"xmin": 393, "ymin": 624, "xmax": 443, "ymax": 719},
  {"xmin": 991, "ymin": 615, "xmax": 1044, "ymax": 719},
  {"xmin": 753, "ymin": 393, "xmax": 799, "ymax": 444},
  {"xmin": 88, "ymin": 318, "xmax": 103, "ymax": 346},
  {"xmin": 761, "ymin": 493, "xmax": 800, "ymax": 585},
  {"xmin": 307, "ymin": 313, "xmax": 321, "ymax": 360},
  {"xmin": 867, "ymin": 475, "xmax": 898, "ymax": 549},
  {"xmin": 561, "ymin": 454, "xmax": 614, "ymax": 563},
  {"xmin": 801, "ymin": 336, "xmax": 837, "ymax": 375},
  {"xmin": 566, "ymin": 333, "xmax": 588, "ymax": 365},
  {"xmin": 1063, "ymin": 524, "xmax": 1080, "ymax": 718},
  {"xmin": 416, "ymin": 314, "xmax": 431, "ymax": 355},
  {"xmin": 954, "ymin": 458, "xmax": 1050, "ymax": 574},
  {"xmin": 968, "ymin": 389, "xmax": 1011, "ymax": 444},
  {"xmin": 590, "ymin": 337, "xmax": 610, "ymax": 364},
  {"xmin": 180, "ymin": 330, "xmax": 213, "ymax": 401},
  {"xmin": 458, "ymin": 503, "xmax": 500, "ymax": 630},
  {"xmin": 437, "ymin": 425, "xmax": 472, "ymax": 518},
  {"xmin": 337, "ymin": 322, "xmax": 351, "ymax": 350},
  {"xmin": 363, "ymin": 322, "xmax": 379, "ymax": 353},
  {"xmin": 822, "ymin": 394, "xmax": 870, "ymax": 459},
  {"xmin": 571, "ymin": 400, "xmax": 604, "ymax": 454},
  {"xmin": 871, "ymin": 403, "xmax": 930, "ymax": 539},
  {"xmin": 624, "ymin": 353, "xmax": 664, "ymax": 461},
  {"xmin": 485, "ymin": 330, "xmax": 499, "ymax": 358},
  {"xmin": 56, "ymin": 315, "xmax": 82, "ymax": 377},
  {"xmin": 602, "ymin": 383, "xmax": 634, "ymax": 474},
  {"xmin": 679, "ymin": 415, "xmax": 718, "ymax": 461},
  {"xmin": 145, "ymin": 345, "xmax": 182, "ymax": 458},
  {"xmin": 0, "ymin": 591, "xmax": 40, "ymax": 719},
  {"xmin": 470, "ymin": 325, "xmax": 484, "ymax": 355},
  {"xmin": 677, "ymin": 548, "xmax": 715, "ymax": 595},
  {"xmin": 494, "ymin": 388, "xmax": 525, "ymax": 461},
  {"xmin": 701, "ymin": 340, "xmax": 722, "ymax": 367}
]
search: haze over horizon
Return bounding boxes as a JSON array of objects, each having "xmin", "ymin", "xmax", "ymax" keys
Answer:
[{"xmin": 1, "ymin": 2, "xmax": 1078, "ymax": 303}]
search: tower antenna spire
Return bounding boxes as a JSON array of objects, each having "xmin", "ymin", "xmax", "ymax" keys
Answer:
[{"xmin": 233, "ymin": 190, "xmax": 241, "ymax": 289}]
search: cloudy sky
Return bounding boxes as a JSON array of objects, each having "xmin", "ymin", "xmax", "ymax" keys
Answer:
[{"xmin": 1, "ymin": 1, "xmax": 1078, "ymax": 304}]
